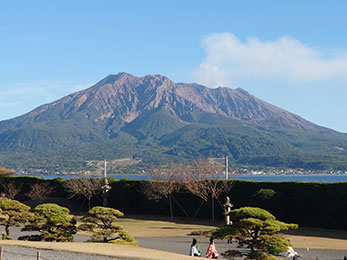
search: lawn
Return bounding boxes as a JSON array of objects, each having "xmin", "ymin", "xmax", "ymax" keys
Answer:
[
  {"xmin": 76, "ymin": 214, "xmax": 347, "ymax": 249},
  {"xmin": 282, "ymin": 227, "xmax": 347, "ymax": 250},
  {"xmin": 76, "ymin": 214, "xmax": 218, "ymax": 237}
]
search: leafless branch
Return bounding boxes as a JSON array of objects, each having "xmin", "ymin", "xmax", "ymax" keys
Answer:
[
  {"xmin": 26, "ymin": 182, "xmax": 55, "ymax": 202},
  {"xmin": 139, "ymin": 162, "xmax": 188, "ymax": 220},
  {"xmin": 64, "ymin": 178, "xmax": 103, "ymax": 201},
  {"xmin": 1, "ymin": 180, "xmax": 23, "ymax": 199},
  {"xmin": 140, "ymin": 163, "xmax": 187, "ymax": 199},
  {"xmin": 183, "ymin": 159, "xmax": 231, "ymax": 201}
]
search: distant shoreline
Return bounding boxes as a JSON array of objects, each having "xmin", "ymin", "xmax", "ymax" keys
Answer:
[{"xmin": 14, "ymin": 173, "xmax": 347, "ymax": 183}]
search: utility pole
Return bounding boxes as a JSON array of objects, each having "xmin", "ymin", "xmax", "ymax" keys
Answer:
[
  {"xmin": 208, "ymin": 156, "xmax": 229, "ymax": 180},
  {"xmin": 104, "ymin": 160, "xmax": 107, "ymax": 179},
  {"xmin": 101, "ymin": 160, "xmax": 111, "ymax": 207},
  {"xmin": 225, "ymin": 156, "xmax": 229, "ymax": 180}
]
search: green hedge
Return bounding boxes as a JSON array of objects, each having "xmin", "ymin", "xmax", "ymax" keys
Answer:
[{"xmin": 1, "ymin": 176, "xmax": 347, "ymax": 229}]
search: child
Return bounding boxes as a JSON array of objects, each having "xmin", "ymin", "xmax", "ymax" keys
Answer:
[{"xmin": 206, "ymin": 237, "xmax": 219, "ymax": 259}]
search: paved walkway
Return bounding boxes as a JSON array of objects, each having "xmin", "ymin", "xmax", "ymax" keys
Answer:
[
  {"xmin": 0, "ymin": 241, "xmax": 195, "ymax": 260},
  {"xmin": 1, "ymin": 226, "xmax": 347, "ymax": 260},
  {"xmin": 136, "ymin": 236, "xmax": 347, "ymax": 260},
  {"xmin": 0, "ymin": 246, "xmax": 124, "ymax": 260}
]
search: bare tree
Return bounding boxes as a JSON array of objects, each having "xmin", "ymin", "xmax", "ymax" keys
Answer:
[
  {"xmin": 140, "ymin": 163, "xmax": 188, "ymax": 221},
  {"xmin": 0, "ymin": 167, "xmax": 15, "ymax": 176},
  {"xmin": 26, "ymin": 182, "xmax": 55, "ymax": 202},
  {"xmin": 1, "ymin": 180, "xmax": 23, "ymax": 199},
  {"xmin": 183, "ymin": 159, "xmax": 233, "ymax": 222},
  {"xmin": 64, "ymin": 178, "xmax": 103, "ymax": 210}
]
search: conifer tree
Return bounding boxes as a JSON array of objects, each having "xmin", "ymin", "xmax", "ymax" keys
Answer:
[
  {"xmin": 212, "ymin": 207, "xmax": 298, "ymax": 260},
  {"xmin": 0, "ymin": 199, "xmax": 32, "ymax": 239},
  {"xmin": 79, "ymin": 206, "xmax": 137, "ymax": 246},
  {"xmin": 21, "ymin": 203, "xmax": 76, "ymax": 242}
]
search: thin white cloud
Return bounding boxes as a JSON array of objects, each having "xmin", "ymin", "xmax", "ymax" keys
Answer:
[
  {"xmin": 0, "ymin": 80, "xmax": 91, "ymax": 101},
  {"xmin": 0, "ymin": 101, "xmax": 19, "ymax": 108},
  {"xmin": 0, "ymin": 80, "xmax": 92, "ymax": 116},
  {"xmin": 67, "ymin": 83, "xmax": 92, "ymax": 93},
  {"xmin": 0, "ymin": 80, "xmax": 93, "ymax": 121},
  {"xmin": 0, "ymin": 80, "xmax": 61, "ymax": 96},
  {"xmin": 192, "ymin": 33, "xmax": 347, "ymax": 87}
]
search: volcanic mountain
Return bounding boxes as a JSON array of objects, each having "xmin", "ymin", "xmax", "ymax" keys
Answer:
[{"xmin": 0, "ymin": 72, "xmax": 346, "ymax": 171}]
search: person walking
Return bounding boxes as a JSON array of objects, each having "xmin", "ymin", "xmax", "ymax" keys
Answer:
[
  {"xmin": 189, "ymin": 238, "xmax": 202, "ymax": 257},
  {"xmin": 206, "ymin": 237, "xmax": 219, "ymax": 259}
]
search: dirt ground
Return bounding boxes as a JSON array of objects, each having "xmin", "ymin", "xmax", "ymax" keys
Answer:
[
  {"xmin": 0, "ymin": 240, "xmax": 195, "ymax": 260},
  {"xmin": 282, "ymin": 227, "xmax": 347, "ymax": 250},
  {"xmin": 99, "ymin": 216, "xmax": 347, "ymax": 250},
  {"xmin": 111, "ymin": 215, "xmax": 216, "ymax": 237},
  {"xmin": 1, "ymin": 216, "xmax": 346, "ymax": 260}
]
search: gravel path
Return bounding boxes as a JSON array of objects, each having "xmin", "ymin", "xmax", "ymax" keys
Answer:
[
  {"xmin": 1, "ymin": 237, "xmax": 347, "ymax": 260},
  {"xmin": 136, "ymin": 236, "xmax": 347, "ymax": 260},
  {"xmin": 0, "ymin": 246, "xmax": 125, "ymax": 260},
  {"xmin": 136, "ymin": 236, "xmax": 244, "ymax": 258},
  {"xmin": 1, "ymin": 226, "xmax": 347, "ymax": 260}
]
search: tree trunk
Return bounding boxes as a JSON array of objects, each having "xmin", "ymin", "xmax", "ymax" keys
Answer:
[
  {"xmin": 156, "ymin": 200, "xmax": 165, "ymax": 214},
  {"xmin": 5, "ymin": 225, "xmax": 9, "ymax": 236},
  {"xmin": 172, "ymin": 195, "xmax": 191, "ymax": 218},
  {"xmin": 169, "ymin": 193, "xmax": 173, "ymax": 221},
  {"xmin": 88, "ymin": 197, "xmax": 91, "ymax": 210},
  {"xmin": 193, "ymin": 200, "xmax": 205, "ymax": 219},
  {"xmin": 212, "ymin": 194, "xmax": 215, "ymax": 223}
]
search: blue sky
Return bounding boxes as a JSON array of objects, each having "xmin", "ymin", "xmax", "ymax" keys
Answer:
[{"xmin": 1, "ymin": 1, "xmax": 347, "ymax": 132}]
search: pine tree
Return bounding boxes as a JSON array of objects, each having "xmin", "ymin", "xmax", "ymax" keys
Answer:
[
  {"xmin": 212, "ymin": 207, "xmax": 298, "ymax": 260},
  {"xmin": 79, "ymin": 206, "xmax": 137, "ymax": 246},
  {"xmin": 21, "ymin": 203, "xmax": 76, "ymax": 242},
  {"xmin": 0, "ymin": 199, "xmax": 32, "ymax": 239}
]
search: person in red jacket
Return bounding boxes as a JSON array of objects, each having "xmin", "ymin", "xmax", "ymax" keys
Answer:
[{"xmin": 206, "ymin": 237, "xmax": 219, "ymax": 259}]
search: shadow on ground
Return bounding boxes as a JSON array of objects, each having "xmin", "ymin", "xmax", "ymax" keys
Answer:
[{"xmin": 283, "ymin": 227, "xmax": 347, "ymax": 240}]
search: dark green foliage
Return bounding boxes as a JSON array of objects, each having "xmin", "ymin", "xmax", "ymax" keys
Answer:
[
  {"xmin": 213, "ymin": 207, "xmax": 298, "ymax": 260},
  {"xmin": 122, "ymin": 107, "xmax": 185, "ymax": 139},
  {"xmin": 249, "ymin": 189, "xmax": 277, "ymax": 209},
  {"xmin": 79, "ymin": 206, "xmax": 137, "ymax": 245},
  {"xmin": 161, "ymin": 122, "xmax": 347, "ymax": 170},
  {"xmin": 253, "ymin": 189, "xmax": 277, "ymax": 200},
  {"xmin": 104, "ymin": 179, "xmax": 347, "ymax": 230},
  {"xmin": 0, "ymin": 198, "xmax": 33, "ymax": 238},
  {"xmin": 221, "ymin": 250, "xmax": 243, "ymax": 259},
  {"xmin": 0, "ymin": 176, "xmax": 67, "ymax": 203},
  {"xmin": 2, "ymin": 177, "xmax": 347, "ymax": 230},
  {"xmin": 1, "ymin": 108, "xmax": 347, "ymax": 171},
  {"xmin": 21, "ymin": 203, "xmax": 76, "ymax": 241},
  {"xmin": 228, "ymin": 181, "xmax": 347, "ymax": 230}
]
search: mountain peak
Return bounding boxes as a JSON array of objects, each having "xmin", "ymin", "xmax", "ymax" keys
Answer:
[
  {"xmin": 142, "ymin": 73, "xmax": 169, "ymax": 81},
  {"xmin": 95, "ymin": 73, "xmax": 174, "ymax": 89},
  {"xmin": 0, "ymin": 72, "xmax": 344, "ymax": 171},
  {"xmin": 97, "ymin": 72, "xmax": 136, "ymax": 84},
  {"xmin": 115, "ymin": 72, "xmax": 136, "ymax": 79},
  {"xmin": 6, "ymin": 72, "xmax": 330, "ymax": 134},
  {"xmin": 235, "ymin": 87, "xmax": 250, "ymax": 94}
]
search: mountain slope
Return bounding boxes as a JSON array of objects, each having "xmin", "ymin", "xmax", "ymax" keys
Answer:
[{"xmin": 0, "ymin": 72, "xmax": 346, "ymax": 171}]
